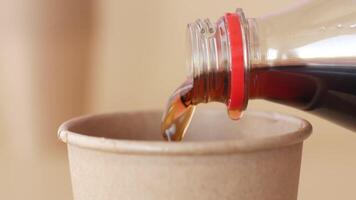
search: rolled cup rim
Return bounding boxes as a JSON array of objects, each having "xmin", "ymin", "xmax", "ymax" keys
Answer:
[{"xmin": 58, "ymin": 110, "xmax": 312, "ymax": 155}]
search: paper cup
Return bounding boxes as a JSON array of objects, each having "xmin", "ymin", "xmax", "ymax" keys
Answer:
[{"xmin": 58, "ymin": 110, "xmax": 312, "ymax": 200}]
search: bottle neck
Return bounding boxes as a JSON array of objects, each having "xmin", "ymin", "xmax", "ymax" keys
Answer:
[
  {"xmin": 186, "ymin": 18, "xmax": 231, "ymax": 104},
  {"xmin": 186, "ymin": 10, "xmax": 252, "ymax": 119}
]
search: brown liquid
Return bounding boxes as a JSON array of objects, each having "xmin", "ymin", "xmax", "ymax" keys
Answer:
[
  {"xmin": 162, "ymin": 64, "xmax": 356, "ymax": 141},
  {"xmin": 161, "ymin": 80, "xmax": 196, "ymax": 141},
  {"xmin": 250, "ymin": 65, "xmax": 356, "ymax": 131},
  {"xmin": 161, "ymin": 71, "xmax": 230, "ymax": 141}
]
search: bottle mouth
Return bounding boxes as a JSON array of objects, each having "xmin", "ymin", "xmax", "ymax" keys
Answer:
[
  {"xmin": 185, "ymin": 10, "xmax": 249, "ymax": 119},
  {"xmin": 185, "ymin": 18, "xmax": 232, "ymax": 104}
]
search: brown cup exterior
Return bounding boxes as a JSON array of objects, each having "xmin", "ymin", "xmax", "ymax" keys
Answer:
[{"xmin": 58, "ymin": 110, "xmax": 312, "ymax": 200}]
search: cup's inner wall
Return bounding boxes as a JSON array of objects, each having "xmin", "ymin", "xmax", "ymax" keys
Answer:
[{"xmin": 67, "ymin": 109, "xmax": 305, "ymax": 142}]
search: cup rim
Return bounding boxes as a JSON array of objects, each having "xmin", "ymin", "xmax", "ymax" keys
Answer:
[{"xmin": 58, "ymin": 110, "xmax": 312, "ymax": 155}]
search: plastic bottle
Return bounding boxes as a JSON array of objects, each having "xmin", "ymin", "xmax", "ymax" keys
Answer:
[{"xmin": 186, "ymin": 0, "xmax": 356, "ymax": 130}]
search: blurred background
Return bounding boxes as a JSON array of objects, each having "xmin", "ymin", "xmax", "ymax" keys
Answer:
[{"xmin": 1, "ymin": 0, "xmax": 355, "ymax": 199}]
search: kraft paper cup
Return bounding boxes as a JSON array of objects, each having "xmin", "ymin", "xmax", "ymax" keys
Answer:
[{"xmin": 58, "ymin": 110, "xmax": 312, "ymax": 200}]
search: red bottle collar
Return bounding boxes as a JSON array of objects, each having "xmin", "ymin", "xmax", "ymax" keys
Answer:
[{"xmin": 225, "ymin": 13, "xmax": 245, "ymax": 115}]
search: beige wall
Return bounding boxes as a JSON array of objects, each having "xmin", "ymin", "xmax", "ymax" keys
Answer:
[{"xmin": 1, "ymin": 0, "xmax": 355, "ymax": 199}]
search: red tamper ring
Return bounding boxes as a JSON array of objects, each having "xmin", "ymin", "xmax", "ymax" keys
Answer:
[{"xmin": 225, "ymin": 13, "xmax": 245, "ymax": 113}]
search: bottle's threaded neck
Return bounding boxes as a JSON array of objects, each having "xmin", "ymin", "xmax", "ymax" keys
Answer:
[{"xmin": 186, "ymin": 18, "xmax": 232, "ymax": 104}]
